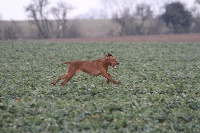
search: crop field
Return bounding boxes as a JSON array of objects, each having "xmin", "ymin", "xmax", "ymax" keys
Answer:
[{"xmin": 0, "ymin": 40, "xmax": 200, "ymax": 132}]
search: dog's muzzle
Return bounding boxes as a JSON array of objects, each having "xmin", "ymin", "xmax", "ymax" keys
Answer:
[{"xmin": 113, "ymin": 62, "xmax": 119, "ymax": 69}]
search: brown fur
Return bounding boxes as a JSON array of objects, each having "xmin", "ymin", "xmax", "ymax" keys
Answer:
[{"xmin": 52, "ymin": 53, "xmax": 120, "ymax": 86}]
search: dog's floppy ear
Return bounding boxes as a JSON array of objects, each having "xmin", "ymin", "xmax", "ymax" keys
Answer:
[
  {"xmin": 104, "ymin": 52, "xmax": 112, "ymax": 58},
  {"xmin": 104, "ymin": 52, "xmax": 108, "ymax": 58}
]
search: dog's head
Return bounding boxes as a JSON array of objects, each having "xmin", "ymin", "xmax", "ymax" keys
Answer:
[{"xmin": 105, "ymin": 53, "xmax": 119, "ymax": 68}]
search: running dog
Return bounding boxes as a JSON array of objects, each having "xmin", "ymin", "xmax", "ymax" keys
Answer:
[{"xmin": 52, "ymin": 53, "xmax": 120, "ymax": 86}]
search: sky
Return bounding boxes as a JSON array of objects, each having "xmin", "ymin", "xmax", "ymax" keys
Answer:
[{"xmin": 0, "ymin": 0, "xmax": 196, "ymax": 20}]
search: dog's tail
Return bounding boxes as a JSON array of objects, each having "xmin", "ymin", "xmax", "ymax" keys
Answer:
[{"xmin": 61, "ymin": 62, "xmax": 72, "ymax": 65}]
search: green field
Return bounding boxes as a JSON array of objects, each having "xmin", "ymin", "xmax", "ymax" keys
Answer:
[{"xmin": 0, "ymin": 41, "xmax": 200, "ymax": 132}]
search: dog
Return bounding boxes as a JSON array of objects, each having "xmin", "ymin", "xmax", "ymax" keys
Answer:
[{"xmin": 52, "ymin": 53, "xmax": 120, "ymax": 86}]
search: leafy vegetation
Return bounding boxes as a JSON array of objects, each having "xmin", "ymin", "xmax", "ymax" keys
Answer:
[{"xmin": 0, "ymin": 41, "xmax": 200, "ymax": 132}]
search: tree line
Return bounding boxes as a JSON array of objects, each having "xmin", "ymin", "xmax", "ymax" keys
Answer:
[
  {"xmin": 107, "ymin": 0, "xmax": 200, "ymax": 35},
  {"xmin": 0, "ymin": 0, "xmax": 200, "ymax": 39}
]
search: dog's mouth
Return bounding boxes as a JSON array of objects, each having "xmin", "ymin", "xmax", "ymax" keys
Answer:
[
  {"xmin": 112, "ymin": 64, "xmax": 119, "ymax": 69},
  {"xmin": 110, "ymin": 62, "xmax": 119, "ymax": 69}
]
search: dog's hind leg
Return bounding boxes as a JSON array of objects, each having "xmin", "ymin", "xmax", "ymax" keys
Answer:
[
  {"xmin": 60, "ymin": 66, "xmax": 78, "ymax": 86},
  {"xmin": 60, "ymin": 72, "xmax": 76, "ymax": 86},
  {"xmin": 52, "ymin": 75, "xmax": 67, "ymax": 85}
]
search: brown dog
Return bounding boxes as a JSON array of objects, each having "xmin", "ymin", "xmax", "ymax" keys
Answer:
[{"xmin": 52, "ymin": 53, "xmax": 120, "ymax": 86}]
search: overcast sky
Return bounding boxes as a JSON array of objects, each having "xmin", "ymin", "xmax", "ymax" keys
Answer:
[{"xmin": 0, "ymin": 0, "xmax": 196, "ymax": 20}]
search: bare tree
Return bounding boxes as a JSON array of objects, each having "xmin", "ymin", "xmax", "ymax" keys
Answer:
[
  {"xmin": 104, "ymin": 0, "xmax": 153, "ymax": 35},
  {"xmin": 102, "ymin": 0, "xmax": 135, "ymax": 35},
  {"xmin": 25, "ymin": 0, "xmax": 52, "ymax": 38},
  {"xmin": 134, "ymin": 4, "xmax": 153, "ymax": 35},
  {"xmin": 113, "ymin": 8, "xmax": 134, "ymax": 36},
  {"xmin": 102, "ymin": 0, "xmax": 134, "ymax": 18},
  {"xmin": 51, "ymin": 1, "xmax": 72, "ymax": 38}
]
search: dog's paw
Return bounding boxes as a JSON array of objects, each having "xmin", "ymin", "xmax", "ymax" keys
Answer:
[{"xmin": 60, "ymin": 83, "xmax": 66, "ymax": 86}]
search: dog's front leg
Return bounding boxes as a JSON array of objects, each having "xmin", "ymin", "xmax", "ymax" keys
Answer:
[
  {"xmin": 101, "ymin": 72, "xmax": 120, "ymax": 84},
  {"xmin": 106, "ymin": 73, "xmax": 111, "ymax": 84}
]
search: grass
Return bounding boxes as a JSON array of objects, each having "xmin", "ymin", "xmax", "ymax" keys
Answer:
[{"xmin": 0, "ymin": 41, "xmax": 200, "ymax": 132}]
